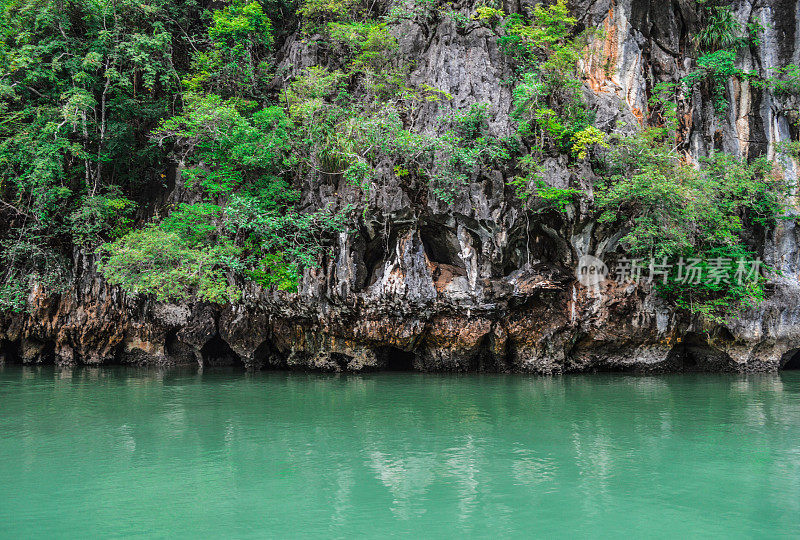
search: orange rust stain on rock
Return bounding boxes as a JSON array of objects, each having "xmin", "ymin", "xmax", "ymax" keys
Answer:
[
  {"xmin": 425, "ymin": 316, "xmax": 492, "ymax": 350},
  {"xmin": 632, "ymin": 107, "xmax": 644, "ymax": 123},
  {"xmin": 677, "ymin": 108, "xmax": 693, "ymax": 148},
  {"xmin": 585, "ymin": 6, "xmax": 618, "ymax": 93},
  {"xmin": 428, "ymin": 261, "xmax": 466, "ymax": 293}
]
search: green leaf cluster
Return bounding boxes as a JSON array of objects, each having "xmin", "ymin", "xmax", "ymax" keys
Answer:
[
  {"xmin": 495, "ymin": 1, "xmax": 599, "ymax": 157},
  {"xmin": 596, "ymin": 129, "xmax": 787, "ymax": 319},
  {"xmin": 683, "ymin": 4, "xmax": 762, "ymax": 114},
  {"xmin": 0, "ymin": 0, "xmax": 204, "ymax": 307}
]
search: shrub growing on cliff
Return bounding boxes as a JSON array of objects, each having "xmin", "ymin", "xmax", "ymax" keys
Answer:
[
  {"xmin": 69, "ymin": 194, "xmax": 137, "ymax": 247},
  {"xmin": 696, "ymin": 5, "xmax": 745, "ymax": 52},
  {"xmin": 597, "ymin": 130, "xmax": 785, "ymax": 257},
  {"xmin": 185, "ymin": 1, "xmax": 275, "ymax": 98},
  {"xmin": 0, "ymin": 235, "xmax": 70, "ymax": 313},
  {"xmin": 597, "ymin": 129, "xmax": 787, "ymax": 320},
  {"xmin": 98, "ymin": 226, "xmax": 240, "ymax": 303},
  {"xmin": 94, "ymin": 0, "xmax": 348, "ymax": 303},
  {"xmin": 495, "ymin": 0, "xmax": 599, "ymax": 157},
  {"xmin": 0, "ymin": 0, "xmax": 208, "ymax": 309},
  {"xmin": 507, "ymin": 154, "xmax": 583, "ymax": 214},
  {"xmin": 99, "ymin": 90, "xmax": 346, "ymax": 300},
  {"xmin": 683, "ymin": 4, "xmax": 762, "ymax": 114}
]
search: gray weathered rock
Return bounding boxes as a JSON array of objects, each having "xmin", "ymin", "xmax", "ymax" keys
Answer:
[{"xmin": 3, "ymin": 0, "xmax": 800, "ymax": 373}]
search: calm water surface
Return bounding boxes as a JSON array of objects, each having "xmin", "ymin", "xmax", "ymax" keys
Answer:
[{"xmin": 1, "ymin": 366, "xmax": 799, "ymax": 538}]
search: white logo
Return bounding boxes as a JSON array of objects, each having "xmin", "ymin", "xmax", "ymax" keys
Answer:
[{"xmin": 576, "ymin": 254, "xmax": 608, "ymax": 288}]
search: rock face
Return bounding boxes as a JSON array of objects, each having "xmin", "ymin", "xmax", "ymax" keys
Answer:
[{"xmin": 3, "ymin": 0, "xmax": 800, "ymax": 373}]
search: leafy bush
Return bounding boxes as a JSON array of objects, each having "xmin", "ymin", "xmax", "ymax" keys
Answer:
[
  {"xmin": 298, "ymin": 0, "xmax": 368, "ymax": 32},
  {"xmin": 764, "ymin": 64, "xmax": 800, "ymax": 95},
  {"xmin": 683, "ymin": 4, "xmax": 762, "ymax": 114},
  {"xmin": 98, "ymin": 226, "xmax": 240, "ymax": 303},
  {"xmin": 570, "ymin": 126, "xmax": 607, "ymax": 160},
  {"xmin": 683, "ymin": 50, "xmax": 745, "ymax": 113},
  {"xmin": 101, "ymin": 91, "xmax": 344, "ymax": 299},
  {"xmin": 474, "ymin": 6, "xmax": 504, "ymax": 24},
  {"xmin": 186, "ymin": 1, "xmax": 275, "ymax": 98},
  {"xmin": 69, "ymin": 194, "xmax": 136, "ymax": 247},
  {"xmin": 696, "ymin": 5, "xmax": 744, "ymax": 52},
  {"xmin": 327, "ymin": 21, "xmax": 404, "ymax": 99},
  {"xmin": 0, "ymin": 0, "xmax": 201, "ymax": 309},
  {"xmin": 0, "ymin": 235, "xmax": 70, "ymax": 313},
  {"xmin": 497, "ymin": 0, "xmax": 599, "ymax": 157},
  {"xmin": 507, "ymin": 154, "xmax": 582, "ymax": 213},
  {"xmin": 154, "ymin": 95, "xmax": 296, "ymax": 195},
  {"xmin": 597, "ymin": 129, "xmax": 787, "ymax": 319}
]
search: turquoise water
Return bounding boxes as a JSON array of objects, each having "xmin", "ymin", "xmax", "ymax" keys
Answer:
[{"xmin": 1, "ymin": 366, "xmax": 799, "ymax": 538}]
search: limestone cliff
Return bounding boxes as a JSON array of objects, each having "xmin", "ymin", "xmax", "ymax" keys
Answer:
[{"xmin": 3, "ymin": 0, "xmax": 800, "ymax": 373}]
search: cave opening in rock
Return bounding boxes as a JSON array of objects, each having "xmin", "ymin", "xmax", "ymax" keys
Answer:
[
  {"xmin": 330, "ymin": 352, "xmax": 352, "ymax": 369},
  {"xmin": 38, "ymin": 341, "xmax": 56, "ymax": 364},
  {"xmin": 419, "ymin": 222, "xmax": 465, "ymax": 268},
  {"xmin": 383, "ymin": 347, "xmax": 416, "ymax": 371},
  {"xmin": 363, "ymin": 230, "xmax": 392, "ymax": 289},
  {"xmin": 468, "ymin": 333, "xmax": 503, "ymax": 372},
  {"xmin": 15, "ymin": 338, "xmax": 56, "ymax": 365},
  {"xmin": 0, "ymin": 339, "xmax": 20, "ymax": 364},
  {"xmin": 501, "ymin": 223, "xmax": 561, "ymax": 276},
  {"xmin": 164, "ymin": 330, "xmax": 196, "ymax": 365},
  {"xmin": 200, "ymin": 335, "xmax": 243, "ymax": 367},
  {"xmin": 780, "ymin": 349, "xmax": 800, "ymax": 370},
  {"xmin": 666, "ymin": 333, "xmax": 735, "ymax": 372},
  {"xmin": 252, "ymin": 340, "xmax": 275, "ymax": 369}
]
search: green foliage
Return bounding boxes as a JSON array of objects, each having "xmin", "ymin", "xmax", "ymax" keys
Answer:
[
  {"xmin": 648, "ymin": 81, "xmax": 680, "ymax": 137},
  {"xmin": 570, "ymin": 125, "xmax": 607, "ymax": 160},
  {"xmin": 98, "ymin": 226, "xmax": 241, "ymax": 303},
  {"xmin": 0, "ymin": 0, "xmax": 510, "ymax": 307},
  {"xmin": 99, "ymin": 191, "xmax": 346, "ymax": 300},
  {"xmin": 69, "ymin": 194, "xmax": 136, "ymax": 247},
  {"xmin": 286, "ymin": 94, "xmax": 508, "ymax": 201},
  {"xmin": 277, "ymin": 15, "xmax": 509, "ymax": 204},
  {"xmin": 185, "ymin": 0, "xmax": 275, "ymax": 98},
  {"xmin": 442, "ymin": 5, "xmax": 470, "ymax": 30},
  {"xmin": 225, "ymin": 193, "xmax": 348, "ymax": 290},
  {"xmin": 511, "ymin": 78, "xmax": 595, "ymax": 156},
  {"xmin": 683, "ymin": 50, "xmax": 746, "ymax": 113},
  {"xmin": 104, "ymin": 89, "xmax": 344, "ymax": 300},
  {"xmin": 474, "ymin": 6, "xmax": 504, "ymax": 24},
  {"xmin": 656, "ymin": 245, "xmax": 769, "ymax": 323},
  {"xmin": 155, "ymin": 95, "xmax": 296, "ymax": 194},
  {"xmin": 764, "ymin": 64, "xmax": 800, "ymax": 95},
  {"xmin": 385, "ymin": 0, "xmax": 439, "ymax": 25},
  {"xmin": 430, "ymin": 104, "xmax": 510, "ymax": 200},
  {"xmin": 597, "ymin": 129, "xmax": 787, "ymax": 319},
  {"xmin": 499, "ymin": 0, "xmax": 593, "ymax": 95},
  {"xmin": 499, "ymin": 1, "xmax": 576, "ymax": 59},
  {"xmin": 0, "ymin": 233, "xmax": 70, "ymax": 313},
  {"xmin": 161, "ymin": 203, "xmax": 224, "ymax": 245},
  {"xmin": 776, "ymin": 140, "xmax": 800, "ymax": 159},
  {"xmin": 497, "ymin": 0, "xmax": 598, "ymax": 157},
  {"xmin": 0, "ymin": 0, "xmax": 203, "ymax": 308},
  {"xmin": 327, "ymin": 21, "xmax": 404, "ymax": 99},
  {"xmin": 0, "ymin": 0, "xmax": 793, "ymax": 323},
  {"xmin": 507, "ymin": 154, "xmax": 581, "ymax": 213},
  {"xmin": 684, "ymin": 4, "xmax": 763, "ymax": 115},
  {"xmin": 297, "ymin": 0, "xmax": 369, "ymax": 32},
  {"xmin": 0, "ymin": 277, "xmax": 28, "ymax": 313},
  {"xmin": 92, "ymin": 0, "xmax": 351, "ymax": 303},
  {"xmin": 696, "ymin": 5, "xmax": 744, "ymax": 52}
]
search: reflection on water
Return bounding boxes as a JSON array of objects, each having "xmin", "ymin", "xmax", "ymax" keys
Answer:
[{"xmin": 1, "ymin": 365, "xmax": 799, "ymax": 537}]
